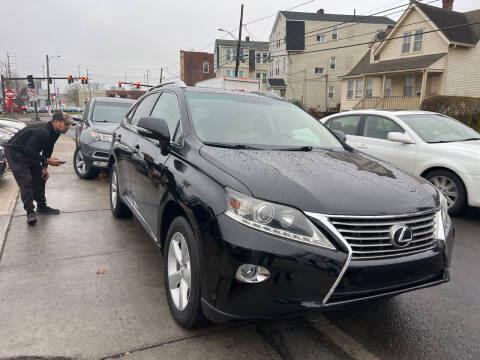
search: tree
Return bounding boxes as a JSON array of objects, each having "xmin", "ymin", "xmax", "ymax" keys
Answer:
[
  {"xmin": 0, "ymin": 59, "xmax": 29, "ymax": 106},
  {"xmin": 65, "ymin": 83, "xmax": 81, "ymax": 106}
]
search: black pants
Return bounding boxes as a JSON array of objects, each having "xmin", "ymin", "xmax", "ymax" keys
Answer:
[{"xmin": 5, "ymin": 149, "xmax": 46, "ymax": 213}]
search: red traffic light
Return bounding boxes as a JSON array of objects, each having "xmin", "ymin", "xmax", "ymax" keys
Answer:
[
  {"xmin": 118, "ymin": 80, "xmax": 123, "ymax": 88},
  {"xmin": 136, "ymin": 82, "xmax": 141, "ymax": 89}
]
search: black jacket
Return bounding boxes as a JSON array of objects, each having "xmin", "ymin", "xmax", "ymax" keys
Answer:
[{"xmin": 5, "ymin": 121, "xmax": 59, "ymax": 167}]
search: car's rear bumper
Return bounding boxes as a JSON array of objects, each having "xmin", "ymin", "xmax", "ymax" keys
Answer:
[{"xmin": 199, "ymin": 214, "xmax": 454, "ymax": 323}]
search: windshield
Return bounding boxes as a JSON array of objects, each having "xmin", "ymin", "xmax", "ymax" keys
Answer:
[
  {"xmin": 186, "ymin": 92, "xmax": 342, "ymax": 149},
  {"xmin": 398, "ymin": 114, "xmax": 480, "ymax": 143},
  {"xmin": 92, "ymin": 102, "xmax": 132, "ymax": 123}
]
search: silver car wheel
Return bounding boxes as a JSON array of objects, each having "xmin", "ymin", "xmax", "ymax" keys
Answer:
[
  {"xmin": 75, "ymin": 149, "xmax": 87, "ymax": 175},
  {"xmin": 430, "ymin": 175, "xmax": 458, "ymax": 208},
  {"xmin": 167, "ymin": 232, "xmax": 191, "ymax": 311},
  {"xmin": 111, "ymin": 169, "xmax": 118, "ymax": 208}
]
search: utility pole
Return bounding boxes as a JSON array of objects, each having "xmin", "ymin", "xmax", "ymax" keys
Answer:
[
  {"xmin": 304, "ymin": 69, "xmax": 307, "ymax": 107},
  {"xmin": 160, "ymin": 68, "xmax": 163, "ymax": 83},
  {"xmin": 235, "ymin": 4, "xmax": 244, "ymax": 77},
  {"xmin": 325, "ymin": 74, "xmax": 328, "ymax": 112},
  {"xmin": 124, "ymin": 72, "xmax": 126, "ymax": 83},
  {"xmin": 46, "ymin": 55, "xmax": 51, "ymax": 114},
  {"xmin": 146, "ymin": 69, "xmax": 149, "ymax": 85}
]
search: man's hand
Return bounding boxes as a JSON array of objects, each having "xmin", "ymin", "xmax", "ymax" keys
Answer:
[
  {"xmin": 41, "ymin": 167, "xmax": 49, "ymax": 182},
  {"xmin": 46, "ymin": 157, "xmax": 63, "ymax": 166}
]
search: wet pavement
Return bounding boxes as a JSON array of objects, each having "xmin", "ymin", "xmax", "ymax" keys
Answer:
[{"xmin": 0, "ymin": 132, "xmax": 479, "ymax": 359}]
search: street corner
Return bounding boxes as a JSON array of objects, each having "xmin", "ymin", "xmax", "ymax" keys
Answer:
[{"xmin": 0, "ymin": 172, "xmax": 19, "ymax": 256}]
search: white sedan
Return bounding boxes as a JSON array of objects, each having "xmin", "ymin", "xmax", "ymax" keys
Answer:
[{"xmin": 321, "ymin": 110, "xmax": 480, "ymax": 214}]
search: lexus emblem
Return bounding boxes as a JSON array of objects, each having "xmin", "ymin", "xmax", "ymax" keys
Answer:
[{"xmin": 390, "ymin": 225, "xmax": 413, "ymax": 248}]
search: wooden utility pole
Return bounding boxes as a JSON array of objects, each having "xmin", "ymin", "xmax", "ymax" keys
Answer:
[
  {"xmin": 160, "ymin": 68, "xmax": 163, "ymax": 83},
  {"xmin": 235, "ymin": 4, "xmax": 244, "ymax": 77},
  {"xmin": 46, "ymin": 55, "xmax": 51, "ymax": 113}
]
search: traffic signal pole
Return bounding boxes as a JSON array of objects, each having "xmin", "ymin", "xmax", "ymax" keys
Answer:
[{"xmin": 46, "ymin": 55, "xmax": 51, "ymax": 115}]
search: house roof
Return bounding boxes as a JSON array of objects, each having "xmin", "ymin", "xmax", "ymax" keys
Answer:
[
  {"xmin": 215, "ymin": 39, "xmax": 269, "ymax": 50},
  {"xmin": 267, "ymin": 78, "xmax": 287, "ymax": 88},
  {"xmin": 280, "ymin": 11, "xmax": 395, "ymax": 25},
  {"xmin": 344, "ymin": 52, "xmax": 447, "ymax": 77},
  {"xmin": 416, "ymin": 3, "xmax": 479, "ymax": 45}
]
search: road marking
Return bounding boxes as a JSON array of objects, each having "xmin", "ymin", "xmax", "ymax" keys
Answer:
[{"xmin": 307, "ymin": 314, "xmax": 380, "ymax": 360}]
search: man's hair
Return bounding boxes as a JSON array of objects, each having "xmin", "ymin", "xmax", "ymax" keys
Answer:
[{"xmin": 52, "ymin": 111, "xmax": 65, "ymax": 121}]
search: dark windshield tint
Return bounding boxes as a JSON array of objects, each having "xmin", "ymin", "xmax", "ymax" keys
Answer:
[
  {"xmin": 398, "ymin": 114, "xmax": 480, "ymax": 143},
  {"xmin": 186, "ymin": 92, "xmax": 342, "ymax": 149},
  {"xmin": 92, "ymin": 102, "xmax": 133, "ymax": 123}
]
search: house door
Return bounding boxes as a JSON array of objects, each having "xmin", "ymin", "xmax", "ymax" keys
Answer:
[{"xmin": 427, "ymin": 74, "xmax": 441, "ymax": 96}]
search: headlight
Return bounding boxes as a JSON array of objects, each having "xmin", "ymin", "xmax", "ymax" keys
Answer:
[
  {"xmin": 90, "ymin": 131, "xmax": 112, "ymax": 142},
  {"xmin": 225, "ymin": 188, "xmax": 335, "ymax": 250},
  {"xmin": 434, "ymin": 191, "xmax": 449, "ymax": 241}
]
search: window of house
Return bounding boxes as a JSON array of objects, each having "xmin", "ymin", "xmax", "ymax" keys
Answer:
[
  {"xmin": 203, "ymin": 62, "xmax": 209, "ymax": 73},
  {"xmin": 226, "ymin": 70, "xmax": 233, "ymax": 77},
  {"xmin": 332, "ymin": 28, "xmax": 338, "ymax": 40},
  {"xmin": 328, "ymin": 86, "xmax": 335, "ymax": 99},
  {"xmin": 238, "ymin": 71, "xmax": 244, "ymax": 77},
  {"xmin": 262, "ymin": 73, "xmax": 267, "ymax": 84},
  {"xmin": 347, "ymin": 80, "xmax": 354, "ymax": 99},
  {"xmin": 275, "ymin": 60, "xmax": 279, "ymax": 75},
  {"xmin": 385, "ymin": 78, "xmax": 392, "ymax": 97},
  {"xmin": 402, "ymin": 32, "xmax": 411, "ymax": 53},
  {"xmin": 256, "ymin": 51, "xmax": 268, "ymax": 64},
  {"xmin": 317, "ymin": 34, "xmax": 326, "ymax": 43},
  {"xmin": 404, "ymin": 77, "xmax": 414, "ymax": 96},
  {"xmin": 414, "ymin": 30, "xmax": 423, "ymax": 51},
  {"xmin": 277, "ymin": 33, "xmax": 280, "ymax": 48},
  {"xmin": 366, "ymin": 79, "xmax": 373, "ymax": 98},
  {"xmin": 330, "ymin": 57, "xmax": 336, "ymax": 70},
  {"xmin": 315, "ymin": 67, "xmax": 324, "ymax": 74},
  {"xmin": 355, "ymin": 79, "xmax": 363, "ymax": 98},
  {"xmin": 270, "ymin": 63, "xmax": 273, "ymax": 77},
  {"xmin": 226, "ymin": 48, "xmax": 232, "ymax": 61},
  {"xmin": 233, "ymin": 49, "xmax": 244, "ymax": 62}
]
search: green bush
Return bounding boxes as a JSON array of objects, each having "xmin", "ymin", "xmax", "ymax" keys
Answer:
[
  {"xmin": 420, "ymin": 95, "xmax": 480, "ymax": 132},
  {"xmin": 289, "ymin": 99, "xmax": 304, "ymax": 109}
]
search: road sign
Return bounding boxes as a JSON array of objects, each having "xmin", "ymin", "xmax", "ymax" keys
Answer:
[
  {"xmin": 29, "ymin": 88, "xmax": 38, "ymax": 97},
  {"xmin": 5, "ymin": 89, "xmax": 15, "ymax": 99}
]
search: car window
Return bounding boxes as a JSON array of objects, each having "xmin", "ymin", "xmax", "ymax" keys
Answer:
[
  {"xmin": 150, "ymin": 92, "xmax": 181, "ymax": 144},
  {"xmin": 130, "ymin": 94, "xmax": 159, "ymax": 126},
  {"xmin": 326, "ymin": 115, "xmax": 361, "ymax": 136},
  {"xmin": 362, "ymin": 115, "xmax": 404, "ymax": 139}
]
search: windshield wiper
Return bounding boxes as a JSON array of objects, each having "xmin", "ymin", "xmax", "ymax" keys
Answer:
[
  {"xmin": 272, "ymin": 146, "xmax": 313, "ymax": 151},
  {"xmin": 203, "ymin": 142, "xmax": 262, "ymax": 150},
  {"xmin": 94, "ymin": 120, "xmax": 111, "ymax": 123}
]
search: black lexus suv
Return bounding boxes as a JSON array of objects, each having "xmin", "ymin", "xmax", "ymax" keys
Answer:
[{"xmin": 108, "ymin": 81, "xmax": 454, "ymax": 328}]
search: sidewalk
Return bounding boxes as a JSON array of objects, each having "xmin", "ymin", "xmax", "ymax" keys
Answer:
[{"xmin": 0, "ymin": 136, "xmax": 281, "ymax": 359}]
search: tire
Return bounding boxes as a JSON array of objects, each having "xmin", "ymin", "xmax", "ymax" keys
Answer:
[
  {"xmin": 164, "ymin": 216, "xmax": 207, "ymax": 328},
  {"xmin": 73, "ymin": 147, "xmax": 98, "ymax": 180},
  {"xmin": 425, "ymin": 169, "xmax": 466, "ymax": 215},
  {"xmin": 109, "ymin": 164, "xmax": 131, "ymax": 218}
]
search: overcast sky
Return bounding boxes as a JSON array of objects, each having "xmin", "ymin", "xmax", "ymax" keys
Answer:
[{"xmin": 1, "ymin": 0, "xmax": 478, "ymax": 91}]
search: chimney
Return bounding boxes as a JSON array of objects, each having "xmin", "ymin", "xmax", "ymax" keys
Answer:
[
  {"xmin": 245, "ymin": 36, "xmax": 250, "ymax": 42},
  {"xmin": 317, "ymin": 9, "xmax": 324, "ymax": 15},
  {"xmin": 442, "ymin": 0, "xmax": 453, "ymax": 11}
]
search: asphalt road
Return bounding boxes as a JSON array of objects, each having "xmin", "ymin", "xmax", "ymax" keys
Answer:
[{"xmin": 0, "ymin": 130, "xmax": 478, "ymax": 359}]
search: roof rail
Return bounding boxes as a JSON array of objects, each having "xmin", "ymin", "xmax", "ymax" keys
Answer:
[{"xmin": 148, "ymin": 80, "xmax": 187, "ymax": 92}]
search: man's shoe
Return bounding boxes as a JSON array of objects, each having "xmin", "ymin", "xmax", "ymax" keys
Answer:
[
  {"xmin": 36, "ymin": 206, "xmax": 60, "ymax": 215},
  {"xmin": 27, "ymin": 211, "xmax": 38, "ymax": 225}
]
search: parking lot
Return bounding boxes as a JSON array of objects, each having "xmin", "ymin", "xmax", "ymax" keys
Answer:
[{"xmin": 0, "ymin": 132, "xmax": 479, "ymax": 359}]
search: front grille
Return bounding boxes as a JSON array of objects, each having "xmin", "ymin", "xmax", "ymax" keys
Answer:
[
  {"xmin": 93, "ymin": 151, "xmax": 109, "ymax": 159},
  {"xmin": 329, "ymin": 211, "xmax": 437, "ymax": 260}
]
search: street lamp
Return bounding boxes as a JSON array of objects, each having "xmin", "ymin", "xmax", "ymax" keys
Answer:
[
  {"xmin": 217, "ymin": 28, "xmax": 238, "ymax": 41},
  {"xmin": 46, "ymin": 55, "xmax": 61, "ymax": 114}
]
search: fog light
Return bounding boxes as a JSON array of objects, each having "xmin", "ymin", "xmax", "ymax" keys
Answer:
[
  {"xmin": 92, "ymin": 161, "xmax": 108, "ymax": 167},
  {"xmin": 235, "ymin": 264, "xmax": 270, "ymax": 283}
]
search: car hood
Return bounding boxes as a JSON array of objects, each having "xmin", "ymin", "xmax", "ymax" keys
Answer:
[
  {"xmin": 430, "ymin": 139, "xmax": 480, "ymax": 155},
  {"xmin": 200, "ymin": 147, "xmax": 438, "ymax": 216},
  {"xmin": 90, "ymin": 122, "xmax": 120, "ymax": 134}
]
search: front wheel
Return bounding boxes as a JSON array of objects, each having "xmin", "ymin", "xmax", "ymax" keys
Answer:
[
  {"xmin": 110, "ymin": 164, "xmax": 131, "ymax": 218},
  {"xmin": 73, "ymin": 147, "xmax": 98, "ymax": 179},
  {"xmin": 425, "ymin": 170, "xmax": 466, "ymax": 215},
  {"xmin": 164, "ymin": 216, "xmax": 207, "ymax": 328}
]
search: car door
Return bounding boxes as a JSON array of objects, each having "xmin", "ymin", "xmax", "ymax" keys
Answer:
[
  {"xmin": 358, "ymin": 115, "xmax": 416, "ymax": 172},
  {"xmin": 324, "ymin": 114, "xmax": 363, "ymax": 147},
  {"xmin": 131, "ymin": 91, "xmax": 182, "ymax": 236}
]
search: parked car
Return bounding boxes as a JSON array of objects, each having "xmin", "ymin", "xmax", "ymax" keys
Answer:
[
  {"xmin": 73, "ymin": 97, "xmax": 135, "ymax": 179},
  {"xmin": 321, "ymin": 110, "xmax": 480, "ymax": 214},
  {"xmin": 0, "ymin": 146, "xmax": 7, "ymax": 179},
  {"xmin": 0, "ymin": 119, "xmax": 26, "ymax": 147},
  {"xmin": 1, "ymin": 104, "xmax": 28, "ymax": 114},
  {"xmin": 38, "ymin": 106, "xmax": 49, "ymax": 113},
  {"xmin": 108, "ymin": 83, "xmax": 454, "ymax": 328}
]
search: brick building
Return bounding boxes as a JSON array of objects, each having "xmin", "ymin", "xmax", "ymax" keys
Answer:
[{"xmin": 180, "ymin": 51, "xmax": 215, "ymax": 86}]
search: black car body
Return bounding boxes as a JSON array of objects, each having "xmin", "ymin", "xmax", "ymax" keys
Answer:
[
  {"xmin": 73, "ymin": 97, "xmax": 135, "ymax": 179},
  {"xmin": 0, "ymin": 146, "xmax": 7, "ymax": 178},
  {"xmin": 108, "ymin": 82, "xmax": 454, "ymax": 328}
]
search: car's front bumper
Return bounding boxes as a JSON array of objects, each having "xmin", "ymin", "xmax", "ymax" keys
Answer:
[
  {"xmin": 80, "ymin": 141, "xmax": 111, "ymax": 169},
  {"xmin": 199, "ymin": 213, "xmax": 454, "ymax": 323}
]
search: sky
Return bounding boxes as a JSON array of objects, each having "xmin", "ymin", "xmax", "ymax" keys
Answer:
[{"xmin": 1, "ymin": 0, "xmax": 478, "ymax": 92}]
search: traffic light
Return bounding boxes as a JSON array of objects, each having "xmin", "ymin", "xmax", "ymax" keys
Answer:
[
  {"xmin": 49, "ymin": 77, "xmax": 53, "ymax": 84},
  {"xmin": 81, "ymin": 77, "xmax": 85, "ymax": 84},
  {"xmin": 84, "ymin": 77, "xmax": 88, "ymax": 84},
  {"xmin": 136, "ymin": 82, "xmax": 140, "ymax": 89},
  {"xmin": 118, "ymin": 80, "xmax": 122, "ymax": 88},
  {"xmin": 67, "ymin": 75, "xmax": 72, "ymax": 84},
  {"xmin": 27, "ymin": 75, "xmax": 34, "ymax": 88}
]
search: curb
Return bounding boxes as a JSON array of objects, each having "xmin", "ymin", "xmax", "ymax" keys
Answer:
[{"xmin": 0, "ymin": 173, "xmax": 19, "ymax": 259}]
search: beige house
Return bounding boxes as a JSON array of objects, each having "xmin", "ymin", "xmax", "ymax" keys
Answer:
[
  {"xmin": 214, "ymin": 38, "xmax": 269, "ymax": 89},
  {"xmin": 341, "ymin": 0, "xmax": 480, "ymax": 111},
  {"xmin": 267, "ymin": 9, "xmax": 394, "ymax": 110}
]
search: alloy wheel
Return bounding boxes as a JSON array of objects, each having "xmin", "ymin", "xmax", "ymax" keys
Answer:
[
  {"xmin": 75, "ymin": 149, "xmax": 87, "ymax": 175},
  {"xmin": 167, "ymin": 232, "xmax": 191, "ymax": 311},
  {"xmin": 430, "ymin": 175, "xmax": 458, "ymax": 209},
  {"xmin": 111, "ymin": 169, "xmax": 118, "ymax": 208}
]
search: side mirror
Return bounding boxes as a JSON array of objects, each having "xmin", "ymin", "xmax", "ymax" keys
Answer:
[
  {"xmin": 387, "ymin": 132, "xmax": 414, "ymax": 144},
  {"xmin": 72, "ymin": 115, "xmax": 83, "ymax": 122},
  {"xmin": 137, "ymin": 117, "xmax": 170, "ymax": 156},
  {"xmin": 332, "ymin": 130, "xmax": 347, "ymax": 143}
]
